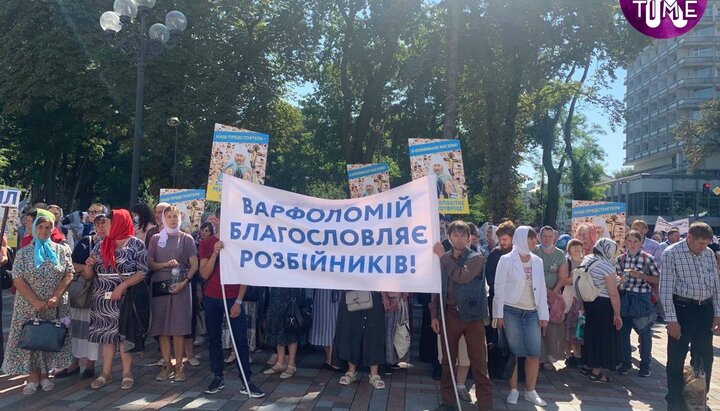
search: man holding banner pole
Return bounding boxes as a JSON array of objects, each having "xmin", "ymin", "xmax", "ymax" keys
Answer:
[
  {"xmin": 431, "ymin": 220, "xmax": 493, "ymax": 410},
  {"xmin": 198, "ymin": 207, "xmax": 264, "ymax": 398}
]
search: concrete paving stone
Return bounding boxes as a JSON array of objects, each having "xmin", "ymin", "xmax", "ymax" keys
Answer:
[
  {"xmin": 182, "ymin": 397, "xmax": 228, "ymax": 409},
  {"xmin": 66, "ymin": 401, "xmax": 93, "ymax": 409},
  {"xmin": 272, "ymin": 382, "xmax": 310, "ymax": 395}
]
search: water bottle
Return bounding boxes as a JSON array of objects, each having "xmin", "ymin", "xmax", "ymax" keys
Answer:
[{"xmin": 171, "ymin": 267, "xmax": 180, "ymax": 284}]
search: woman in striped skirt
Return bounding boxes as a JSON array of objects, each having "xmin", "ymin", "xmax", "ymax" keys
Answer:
[
  {"xmin": 53, "ymin": 214, "xmax": 109, "ymax": 379},
  {"xmin": 309, "ymin": 289, "xmax": 340, "ymax": 369}
]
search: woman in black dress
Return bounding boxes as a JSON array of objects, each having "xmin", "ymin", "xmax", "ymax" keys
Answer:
[{"xmin": 334, "ymin": 291, "xmax": 386, "ymax": 389}]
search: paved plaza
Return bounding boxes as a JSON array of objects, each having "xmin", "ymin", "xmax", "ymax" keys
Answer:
[{"xmin": 1, "ymin": 290, "xmax": 719, "ymax": 410}]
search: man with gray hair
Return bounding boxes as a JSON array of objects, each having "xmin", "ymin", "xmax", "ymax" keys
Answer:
[{"xmin": 660, "ymin": 222, "xmax": 720, "ymax": 409}]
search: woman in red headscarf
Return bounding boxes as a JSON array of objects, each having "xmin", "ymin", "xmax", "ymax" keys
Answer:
[{"xmin": 83, "ymin": 209, "xmax": 149, "ymax": 390}]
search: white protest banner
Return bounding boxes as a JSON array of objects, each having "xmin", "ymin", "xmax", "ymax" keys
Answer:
[
  {"xmin": 219, "ymin": 175, "xmax": 441, "ymax": 293},
  {"xmin": 0, "ymin": 188, "xmax": 21, "ymax": 208},
  {"xmin": 655, "ymin": 216, "xmax": 689, "ymax": 235}
]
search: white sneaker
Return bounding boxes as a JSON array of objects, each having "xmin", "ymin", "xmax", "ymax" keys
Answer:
[
  {"xmin": 525, "ymin": 390, "xmax": 547, "ymax": 407},
  {"xmin": 506, "ymin": 388, "xmax": 519, "ymax": 405},
  {"xmin": 186, "ymin": 356, "xmax": 200, "ymax": 366}
]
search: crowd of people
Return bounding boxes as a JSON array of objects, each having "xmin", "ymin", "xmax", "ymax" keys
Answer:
[{"xmin": 1, "ymin": 201, "xmax": 719, "ymax": 411}]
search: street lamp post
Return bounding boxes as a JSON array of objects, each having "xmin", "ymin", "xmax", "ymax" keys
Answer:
[
  {"xmin": 100, "ymin": 0, "xmax": 187, "ymax": 205},
  {"xmin": 167, "ymin": 116, "xmax": 180, "ymax": 186}
]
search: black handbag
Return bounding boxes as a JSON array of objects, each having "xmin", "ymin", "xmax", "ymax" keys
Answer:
[
  {"xmin": 18, "ymin": 309, "xmax": 68, "ymax": 352},
  {"xmin": 68, "ymin": 275, "xmax": 93, "ymax": 308},
  {"xmin": 152, "ymin": 280, "xmax": 173, "ymax": 297},
  {"xmin": 284, "ymin": 296, "xmax": 312, "ymax": 335}
]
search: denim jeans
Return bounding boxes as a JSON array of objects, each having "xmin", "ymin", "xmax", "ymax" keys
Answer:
[
  {"xmin": 620, "ymin": 315, "xmax": 652, "ymax": 370},
  {"xmin": 502, "ymin": 305, "xmax": 541, "ymax": 358},
  {"xmin": 204, "ymin": 296, "xmax": 252, "ymax": 380}
]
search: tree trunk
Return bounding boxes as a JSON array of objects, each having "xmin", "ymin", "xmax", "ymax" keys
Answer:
[
  {"xmin": 564, "ymin": 62, "xmax": 590, "ymax": 200},
  {"xmin": 339, "ymin": 3, "xmax": 358, "ymax": 162},
  {"xmin": 442, "ymin": 0, "xmax": 460, "ymax": 139}
]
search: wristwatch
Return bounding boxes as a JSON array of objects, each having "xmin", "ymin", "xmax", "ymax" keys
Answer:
[{"xmin": 234, "ymin": 299, "xmax": 243, "ymax": 305}]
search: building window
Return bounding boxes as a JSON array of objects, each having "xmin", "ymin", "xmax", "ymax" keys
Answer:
[
  {"xmin": 693, "ymin": 88, "xmax": 714, "ymax": 98},
  {"xmin": 694, "ymin": 67, "xmax": 712, "ymax": 78},
  {"xmin": 692, "ymin": 47, "xmax": 713, "ymax": 57}
]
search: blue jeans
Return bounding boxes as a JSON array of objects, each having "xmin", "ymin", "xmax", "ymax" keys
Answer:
[
  {"xmin": 620, "ymin": 291, "xmax": 654, "ymax": 370},
  {"xmin": 204, "ymin": 296, "xmax": 252, "ymax": 380},
  {"xmin": 620, "ymin": 314, "xmax": 652, "ymax": 370}
]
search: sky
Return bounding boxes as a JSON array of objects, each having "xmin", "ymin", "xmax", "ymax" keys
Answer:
[{"xmin": 288, "ymin": 65, "xmax": 628, "ymax": 182}]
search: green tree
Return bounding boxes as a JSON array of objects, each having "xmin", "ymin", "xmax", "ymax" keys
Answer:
[{"xmin": 674, "ymin": 98, "xmax": 720, "ymax": 172}]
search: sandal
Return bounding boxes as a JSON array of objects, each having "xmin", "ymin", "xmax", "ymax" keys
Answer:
[
  {"xmin": 22, "ymin": 382, "xmax": 39, "ymax": 395},
  {"xmin": 263, "ymin": 363, "xmax": 287, "ymax": 375},
  {"xmin": 542, "ymin": 363, "xmax": 556, "ymax": 371},
  {"xmin": 90, "ymin": 375, "xmax": 112, "ymax": 389},
  {"xmin": 280, "ymin": 365, "xmax": 296, "ymax": 379},
  {"xmin": 339, "ymin": 371, "xmax": 359, "ymax": 385},
  {"xmin": 588, "ymin": 372, "xmax": 611, "ymax": 383},
  {"xmin": 368, "ymin": 374, "xmax": 385, "ymax": 389},
  {"xmin": 579, "ymin": 367, "xmax": 592, "ymax": 377},
  {"xmin": 40, "ymin": 378, "xmax": 54, "ymax": 391},
  {"xmin": 121, "ymin": 376, "xmax": 135, "ymax": 390}
]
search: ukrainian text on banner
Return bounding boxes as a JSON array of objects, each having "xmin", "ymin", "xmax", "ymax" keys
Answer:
[
  {"xmin": 347, "ymin": 163, "xmax": 390, "ymax": 198},
  {"xmin": 205, "ymin": 123, "xmax": 269, "ymax": 202},
  {"xmin": 655, "ymin": 216, "xmax": 689, "ymax": 235},
  {"xmin": 219, "ymin": 175, "xmax": 442, "ymax": 293},
  {"xmin": 408, "ymin": 138, "xmax": 469, "ymax": 214},
  {"xmin": 0, "ymin": 188, "xmax": 22, "ymax": 247},
  {"xmin": 159, "ymin": 189, "xmax": 206, "ymax": 233},
  {"xmin": 571, "ymin": 200, "xmax": 626, "ymax": 250}
]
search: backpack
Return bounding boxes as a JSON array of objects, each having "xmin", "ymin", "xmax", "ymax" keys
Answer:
[{"xmin": 573, "ymin": 260, "xmax": 599, "ymax": 302}]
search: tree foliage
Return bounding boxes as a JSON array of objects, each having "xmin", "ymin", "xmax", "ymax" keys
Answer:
[
  {"xmin": 0, "ymin": 0, "xmax": 643, "ymax": 224},
  {"xmin": 675, "ymin": 98, "xmax": 720, "ymax": 172}
]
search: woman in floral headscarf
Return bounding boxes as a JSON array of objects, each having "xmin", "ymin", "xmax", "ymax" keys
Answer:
[
  {"xmin": 578, "ymin": 238, "xmax": 622, "ymax": 383},
  {"xmin": 1, "ymin": 213, "xmax": 74, "ymax": 394},
  {"xmin": 85, "ymin": 209, "xmax": 149, "ymax": 390}
]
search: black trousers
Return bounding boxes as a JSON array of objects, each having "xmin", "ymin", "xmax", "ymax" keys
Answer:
[{"xmin": 665, "ymin": 299, "xmax": 714, "ymax": 408}]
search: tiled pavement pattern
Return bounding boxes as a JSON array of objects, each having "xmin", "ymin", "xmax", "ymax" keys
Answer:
[{"xmin": 1, "ymin": 289, "xmax": 719, "ymax": 410}]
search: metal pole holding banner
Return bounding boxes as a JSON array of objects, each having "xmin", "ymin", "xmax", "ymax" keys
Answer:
[
  {"xmin": 219, "ymin": 264, "xmax": 252, "ymax": 398},
  {"xmin": 438, "ymin": 291, "xmax": 463, "ymax": 411}
]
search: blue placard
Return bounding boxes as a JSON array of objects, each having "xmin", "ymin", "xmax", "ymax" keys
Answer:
[
  {"xmin": 408, "ymin": 140, "xmax": 462, "ymax": 156},
  {"xmin": 572, "ymin": 202, "xmax": 626, "ymax": 218},
  {"xmin": 159, "ymin": 189, "xmax": 206, "ymax": 203},
  {"xmin": 348, "ymin": 163, "xmax": 389, "ymax": 180},
  {"xmin": 213, "ymin": 130, "xmax": 269, "ymax": 144}
]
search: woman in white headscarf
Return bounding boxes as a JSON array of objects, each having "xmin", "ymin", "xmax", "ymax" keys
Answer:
[
  {"xmin": 147, "ymin": 206, "xmax": 199, "ymax": 383},
  {"xmin": 578, "ymin": 238, "xmax": 622, "ymax": 383},
  {"xmin": 493, "ymin": 226, "xmax": 549, "ymax": 407}
]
